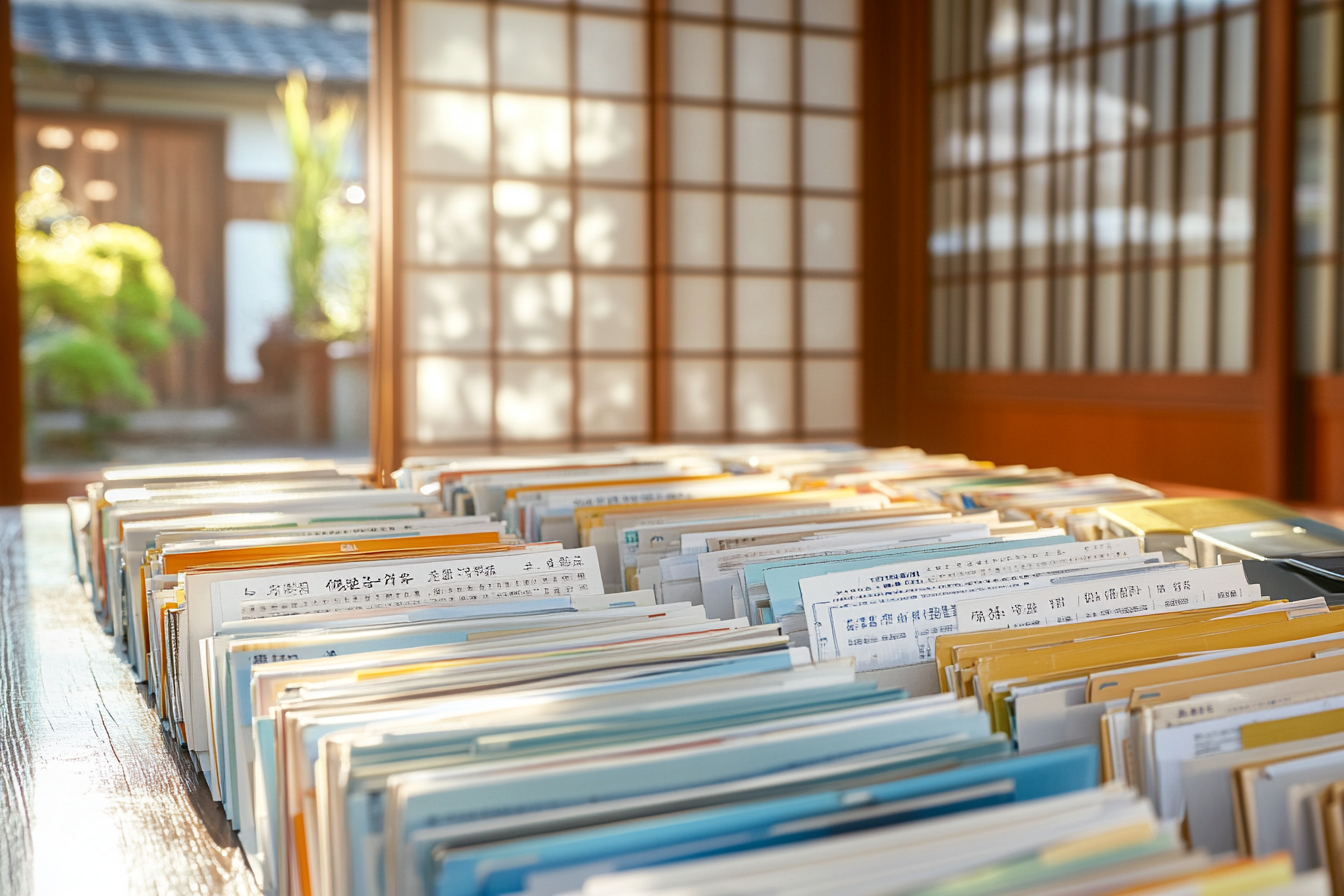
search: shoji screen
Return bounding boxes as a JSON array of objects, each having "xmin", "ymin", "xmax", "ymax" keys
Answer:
[
  {"xmin": 382, "ymin": 0, "xmax": 862, "ymax": 462},
  {"xmin": 1299, "ymin": 0, "xmax": 1344, "ymax": 374},
  {"xmin": 398, "ymin": 0, "xmax": 652, "ymax": 452},
  {"xmin": 1295, "ymin": 0, "xmax": 1344, "ymax": 501},
  {"xmin": 926, "ymin": 0, "xmax": 1258, "ymax": 374},
  {"xmin": 662, "ymin": 0, "xmax": 861, "ymax": 440},
  {"xmin": 865, "ymin": 0, "xmax": 1293, "ymax": 496}
]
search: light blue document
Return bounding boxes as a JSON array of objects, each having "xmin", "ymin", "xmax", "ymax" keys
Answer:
[
  {"xmin": 316, "ymin": 652, "xmax": 825, "ymax": 894},
  {"xmin": 334, "ymin": 659, "xmax": 875, "ymax": 893},
  {"xmin": 253, "ymin": 717, "xmax": 278, "ymax": 890},
  {"xmin": 221, "ymin": 602, "xmax": 602, "ymax": 822},
  {"xmin": 407, "ymin": 735, "xmax": 1016, "ymax": 896},
  {"xmin": 754, "ymin": 534, "xmax": 1074, "ymax": 619},
  {"xmin": 427, "ymin": 745, "xmax": 1098, "ymax": 896},
  {"xmin": 384, "ymin": 698, "xmax": 988, "ymax": 896},
  {"xmin": 223, "ymin": 600, "xmax": 691, "ymax": 815}
]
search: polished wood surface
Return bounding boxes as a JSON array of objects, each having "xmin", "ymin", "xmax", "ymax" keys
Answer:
[{"xmin": 0, "ymin": 506, "xmax": 259, "ymax": 895}]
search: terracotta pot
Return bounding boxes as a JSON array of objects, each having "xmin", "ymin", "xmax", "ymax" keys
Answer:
[{"xmin": 294, "ymin": 338, "xmax": 331, "ymax": 443}]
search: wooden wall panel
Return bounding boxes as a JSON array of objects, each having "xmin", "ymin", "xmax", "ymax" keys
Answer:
[
  {"xmin": 901, "ymin": 402, "xmax": 1276, "ymax": 495},
  {"xmin": 1305, "ymin": 378, "xmax": 1344, "ymax": 505},
  {"xmin": 225, "ymin": 180, "xmax": 285, "ymax": 221},
  {"xmin": 859, "ymin": 0, "xmax": 914, "ymax": 453},
  {"xmin": 1258, "ymin": 0, "xmax": 1298, "ymax": 499}
]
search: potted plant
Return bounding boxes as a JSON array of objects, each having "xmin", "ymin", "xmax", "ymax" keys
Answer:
[{"xmin": 266, "ymin": 71, "xmax": 368, "ymax": 443}]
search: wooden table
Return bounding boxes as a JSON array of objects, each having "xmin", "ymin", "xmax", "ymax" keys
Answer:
[
  {"xmin": 0, "ymin": 506, "xmax": 260, "ymax": 896},
  {"xmin": 2, "ymin": 490, "xmax": 1340, "ymax": 895}
]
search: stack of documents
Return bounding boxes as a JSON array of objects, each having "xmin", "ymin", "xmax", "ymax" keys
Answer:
[
  {"xmin": 564, "ymin": 787, "xmax": 1326, "ymax": 895},
  {"xmin": 1100, "ymin": 496, "xmax": 1344, "ymax": 596},
  {"xmin": 64, "ymin": 446, "xmax": 1344, "ymax": 895}
]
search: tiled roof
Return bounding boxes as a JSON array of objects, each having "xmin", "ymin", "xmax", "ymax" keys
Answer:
[{"xmin": 13, "ymin": 1, "xmax": 369, "ymax": 82}]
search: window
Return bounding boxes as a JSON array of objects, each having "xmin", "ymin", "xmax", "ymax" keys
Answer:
[
  {"xmin": 390, "ymin": 0, "xmax": 862, "ymax": 458},
  {"xmin": 400, "ymin": 0, "xmax": 652, "ymax": 450},
  {"xmin": 1298, "ymin": 0, "xmax": 1344, "ymax": 373},
  {"xmin": 664, "ymin": 0, "xmax": 862, "ymax": 440},
  {"xmin": 926, "ymin": 0, "xmax": 1258, "ymax": 374}
]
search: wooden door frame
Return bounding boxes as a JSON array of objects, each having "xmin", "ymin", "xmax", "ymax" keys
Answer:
[
  {"xmin": 0, "ymin": 0, "xmax": 20, "ymax": 505},
  {"xmin": 369, "ymin": 0, "xmax": 401, "ymax": 486},
  {"xmin": 861, "ymin": 0, "xmax": 1297, "ymax": 499}
]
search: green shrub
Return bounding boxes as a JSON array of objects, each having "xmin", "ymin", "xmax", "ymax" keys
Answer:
[{"xmin": 18, "ymin": 165, "xmax": 203, "ymax": 419}]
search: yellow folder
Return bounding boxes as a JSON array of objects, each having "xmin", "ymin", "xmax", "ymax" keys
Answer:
[
  {"xmin": 1242, "ymin": 707, "xmax": 1344, "ymax": 751},
  {"xmin": 939, "ymin": 602, "xmax": 1282, "ymax": 697},
  {"xmin": 1088, "ymin": 618, "xmax": 1344, "ymax": 704},
  {"xmin": 1128, "ymin": 654, "xmax": 1344, "ymax": 711},
  {"xmin": 159, "ymin": 530, "xmax": 502, "ymax": 576},
  {"xmin": 978, "ymin": 609, "xmax": 1344, "ymax": 702}
]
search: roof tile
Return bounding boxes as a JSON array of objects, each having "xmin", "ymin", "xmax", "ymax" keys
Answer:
[{"xmin": 13, "ymin": 1, "xmax": 369, "ymax": 82}]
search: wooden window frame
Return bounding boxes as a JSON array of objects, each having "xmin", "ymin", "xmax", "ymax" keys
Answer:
[
  {"xmin": 0, "ymin": 0, "xmax": 867, "ymax": 497},
  {"xmin": 374, "ymin": 0, "xmax": 864, "ymax": 480},
  {"xmin": 393, "ymin": 1, "xmax": 655, "ymax": 458},
  {"xmin": 655, "ymin": 1, "xmax": 863, "ymax": 444},
  {"xmin": 1293, "ymin": 0, "xmax": 1344, "ymax": 504},
  {"xmin": 863, "ymin": 0, "xmax": 1296, "ymax": 499},
  {"xmin": 925, "ymin": 4, "xmax": 1258, "ymax": 374}
]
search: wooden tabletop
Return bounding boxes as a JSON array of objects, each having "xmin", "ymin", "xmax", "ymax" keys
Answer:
[
  {"xmin": 0, "ymin": 506, "xmax": 259, "ymax": 896},
  {"xmin": 2, "ymin": 490, "xmax": 1341, "ymax": 895}
]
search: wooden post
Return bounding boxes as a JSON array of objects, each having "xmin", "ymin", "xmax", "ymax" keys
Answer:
[
  {"xmin": 369, "ymin": 0, "xmax": 402, "ymax": 485},
  {"xmin": 0, "ymin": 0, "xmax": 22, "ymax": 505},
  {"xmin": 1258, "ymin": 0, "xmax": 1296, "ymax": 499}
]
